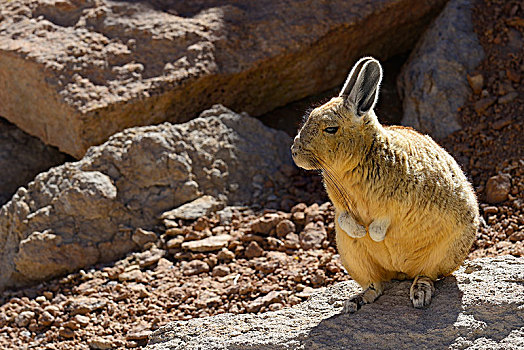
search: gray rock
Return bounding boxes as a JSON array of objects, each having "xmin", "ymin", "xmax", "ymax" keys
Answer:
[
  {"xmin": 0, "ymin": 0, "xmax": 446, "ymax": 157},
  {"xmin": 0, "ymin": 118, "xmax": 69, "ymax": 205},
  {"xmin": 0, "ymin": 106, "xmax": 292, "ymax": 291},
  {"xmin": 147, "ymin": 256, "xmax": 524, "ymax": 350},
  {"xmin": 161, "ymin": 196, "xmax": 223, "ymax": 221},
  {"xmin": 398, "ymin": 0, "xmax": 485, "ymax": 139},
  {"xmin": 181, "ymin": 234, "xmax": 233, "ymax": 253}
]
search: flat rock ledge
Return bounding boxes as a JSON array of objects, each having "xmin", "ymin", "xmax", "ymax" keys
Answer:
[
  {"xmin": 147, "ymin": 256, "xmax": 524, "ymax": 350},
  {"xmin": 0, "ymin": 0, "xmax": 446, "ymax": 157}
]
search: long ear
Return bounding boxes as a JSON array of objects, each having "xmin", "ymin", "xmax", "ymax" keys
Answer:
[{"xmin": 339, "ymin": 57, "xmax": 383, "ymax": 117}]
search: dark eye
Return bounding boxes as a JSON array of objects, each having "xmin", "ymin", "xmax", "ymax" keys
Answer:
[{"xmin": 323, "ymin": 126, "xmax": 339, "ymax": 134}]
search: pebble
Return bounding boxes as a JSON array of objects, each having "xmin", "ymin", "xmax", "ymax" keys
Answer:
[
  {"xmin": 467, "ymin": 74, "xmax": 484, "ymax": 94},
  {"xmin": 132, "ymin": 228, "xmax": 157, "ymax": 247},
  {"xmin": 181, "ymin": 234, "xmax": 232, "ymax": 252},
  {"xmin": 15, "ymin": 311, "xmax": 35, "ymax": 327},
  {"xmin": 245, "ymin": 241, "xmax": 264, "ymax": 258},
  {"xmin": 182, "ymin": 260, "xmax": 210, "ymax": 276},
  {"xmin": 485, "ymin": 174, "xmax": 511, "ymax": 203}
]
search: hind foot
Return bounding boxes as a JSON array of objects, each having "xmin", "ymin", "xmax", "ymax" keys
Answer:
[
  {"xmin": 343, "ymin": 282, "xmax": 383, "ymax": 313},
  {"xmin": 338, "ymin": 211, "xmax": 366, "ymax": 238},
  {"xmin": 410, "ymin": 276, "xmax": 435, "ymax": 308}
]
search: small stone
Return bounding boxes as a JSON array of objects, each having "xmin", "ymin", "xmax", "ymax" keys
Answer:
[
  {"xmin": 276, "ymin": 219, "xmax": 296, "ymax": 237},
  {"xmin": 137, "ymin": 248, "xmax": 165, "ymax": 268},
  {"xmin": 166, "ymin": 235, "xmax": 184, "ymax": 249},
  {"xmin": 474, "ymin": 97, "xmax": 496, "ymax": 114},
  {"xmin": 467, "ymin": 74, "xmax": 483, "ymax": 94},
  {"xmin": 44, "ymin": 305, "xmax": 60, "ymax": 316},
  {"xmin": 74, "ymin": 314, "xmax": 90, "ymax": 327},
  {"xmin": 251, "ymin": 213, "xmax": 281, "ymax": 234},
  {"xmin": 246, "ymin": 291, "xmax": 286, "ymax": 312},
  {"xmin": 483, "ymin": 206, "xmax": 498, "ymax": 215},
  {"xmin": 132, "ymin": 228, "xmax": 157, "ymax": 247},
  {"xmin": 59, "ymin": 327, "xmax": 75, "ymax": 339},
  {"xmin": 64, "ymin": 319, "xmax": 80, "ymax": 330},
  {"xmin": 126, "ymin": 329, "xmax": 152, "ymax": 341},
  {"xmin": 161, "ymin": 196, "xmax": 223, "ymax": 221},
  {"xmin": 15, "ymin": 311, "xmax": 35, "ymax": 327},
  {"xmin": 284, "ymin": 233, "xmax": 300, "ymax": 249},
  {"xmin": 299, "ymin": 222, "xmax": 327, "ymax": 250},
  {"xmin": 181, "ymin": 234, "xmax": 232, "ymax": 252},
  {"xmin": 291, "ymin": 212, "xmax": 306, "ymax": 225},
  {"xmin": 118, "ymin": 269, "xmax": 145, "ymax": 282},
  {"xmin": 67, "ymin": 297, "xmax": 107, "ymax": 315},
  {"xmin": 43, "ymin": 291, "xmax": 53, "ymax": 300},
  {"xmin": 485, "ymin": 174, "xmax": 511, "ymax": 203},
  {"xmin": 89, "ymin": 337, "xmax": 113, "ymax": 349},
  {"xmin": 165, "ymin": 227, "xmax": 184, "ymax": 236},
  {"xmin": 509, "ymin": 231, "xmax": 524, "ymax": 242},
  {"xmin": 498, "ymin": 92, "xmax": 518, "ymax": 104},
  {"xmin": 245, "ymin": 241, "xmax": 264, "ymax": 258},
  {"xmin": 38, "ymin": 311, "xmax": 55, "ymax": 327},
  {"xmin": 182, "ymin": 260, "xmax": 210, "ymax": 276},
  {"xmin": 268, "ymin": 303, "xmax": 283, "ymax": 311},
  {"xmin": 212, "ymin": 265, "xmax": 230, "ymax": 277},
  {"xmin": 217, "ymin": 248, "xmax": 235, "ymax": 261},
  {"xmin": 252, "ymin": 259, "xmax": 279, "ymax": 274}
]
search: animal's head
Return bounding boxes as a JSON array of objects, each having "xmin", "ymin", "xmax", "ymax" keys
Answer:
[{"xmin": 291, "ymin": 57, "xmax": 383, "ymax": 172}]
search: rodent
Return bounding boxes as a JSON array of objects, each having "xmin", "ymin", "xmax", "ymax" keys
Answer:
[{"xmin": 291, "ymin": 57, "xmax": 479, "ymax": 311}]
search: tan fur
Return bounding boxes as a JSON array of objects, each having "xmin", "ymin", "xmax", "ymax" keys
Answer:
[{"xmin": 291, "ymin": 59, "xmax": 479, "ymax": 303}]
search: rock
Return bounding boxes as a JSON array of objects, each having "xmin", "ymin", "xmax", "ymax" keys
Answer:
[
  {"xmin": 127, "ymin": 330, "xmax": 152, "ymax": 341},
  {"xmin": 467, "ymin": 74, "xmax": 484, "ymax": 94},
  {"xmin": 161, "ymin": 196, "xmax": 223, "ymax": 221},
  {"xmin": 211, "ymin": 265, "xmax": 230, "ymax": 277},
  {"xmin": 275, "ymin": 219, "xmax": 296, "ymax": 237},
  {"xmin": 0, "ymin": 0, "xmax": 446, "ymax": 157},
  {"xmin": 67, "ymin": 297, "xmax": 107, "ymax": 316},
  {"xmin": 59, "ymin": 327, "xmax": 75, "ymax": 339},
  {"xmin": 299, "ymin": 222, "xmax": 327, "ymax": 250},
  {"xmin": 245, "ymin": 242, "xmax": 264, "ymax": 258},
  {"xmin": 137, "ymin": 248, "xmax": 165, "ymax": 268},
  {"xmin": 284, "ymin": 233, "xmax": 301, "ymax": 250},
  {"xmin": 181, "ymin": 234, "xmax": 232, "ymax": 253},
  {"xmin": 485, "ymin": 174, "xmax": 511, "ymax": 204},
  {"xmin": 509, "ymin": 232, "xmax": 524, "ymax": 242},
  {"xmin": 132, "ymin": 229, "xmax": 157, "ymax": 247},
  {"xmin": 15, "ymin": 311, "xmax": 35, "ymax": 328},
  {"xmin": 498, "ymin": 92, "xmax": 519, "ymax": 104},
  {"xmin": 474, "ymin": 97, "xmax": 497, "ymax": 114},
  {"xmin": 118, "ymin": 269, "xmax": 145, "ymax": 283},
  {"xmin": 398, "ymin": 0, "xmax": 484, "ymax": 139},
  {"xmin": 245, "ymin": 291, "xmax": 287, "ymax": 313},
  {"xmin": 217, "ymin": 248, "xmax": 235, "ymax": 262},
  {"xmin": 0, "ymin": 118, "xmax": 69, "ymax": 205},
  {"xmin": 250, "ymin": 213, "xmax": 281, "ymax": 235},
  {"xmin": 0, "ymin": 106, "xmax": 292, "ymax": 291},
  {"xmin": 38, "ymin": 311, "xmax": 55, "ymax": 327},
  {"xmin": 166, "ymin": 236, "xmax": 185, "ymax": 250},
  {"xmin": 88, "ymin": 337, "xmax": 113, "ymax": 350},
  {"xmin": 182, "ymin": 260, "xmax": 210, "ymax": 276},
  {"xmin": 147, "ymin": 256, "xmax": 524, "ymax": 349}
]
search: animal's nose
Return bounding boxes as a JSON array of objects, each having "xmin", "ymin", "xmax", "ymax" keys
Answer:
[{"xmin": 291, "ymin": 137, "xmax": 301, "ymax": 157}]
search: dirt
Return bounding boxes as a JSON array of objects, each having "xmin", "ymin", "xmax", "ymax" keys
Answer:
[{"xmin": 0, "ymin": 1, "xmax": 522, "ymax": 349}]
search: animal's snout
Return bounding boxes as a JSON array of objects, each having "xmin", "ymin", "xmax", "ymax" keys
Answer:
[{"xmin": 291, "ymin": 135, "xmax": 302, "ymax": 157}]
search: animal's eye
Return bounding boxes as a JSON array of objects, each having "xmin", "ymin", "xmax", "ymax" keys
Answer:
[{"xmin": 323, "ymin": 126, "xmax": 339, "ymax": 134}]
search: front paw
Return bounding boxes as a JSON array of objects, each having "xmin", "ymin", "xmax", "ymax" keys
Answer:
[
  {"xmin": 338, "ymin": 212, "xmax": 366, "ymax": 238},
  {"xmin": 368, "ymin": 217, "xmax": 390, "ymax": 242}
]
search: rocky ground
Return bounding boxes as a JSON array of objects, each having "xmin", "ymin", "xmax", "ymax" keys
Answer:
[{"xmin": 0, "ymin": 0, "xmax": 522, "ymax": 349}]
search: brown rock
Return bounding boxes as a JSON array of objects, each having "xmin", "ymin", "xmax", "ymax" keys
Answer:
[
  {"xmin": 276, "ymin": 220, "xmax": 296, "ymax": 237},
  {"xmin": 118, "ymin": 269, "xmax": 145, "ymax": 282},
  {"xmin": 284, "ymin": 233, "xmax": 301, "ymax": 250},
  {"xmin": 59, "ymin": 327, "xmax": 75, "ymax": 339},
  {"xmin": 467, "ymin": 74, "xmax": 484, "ymax": 94},
  {"xmin": 245, "ymin": 242, "xmax": 264, "ymax": 258},
  {"xmin": 137, "ymin": 248, "xmax": 165, "ymax": 268},
  {"xmin": 161, "ymin": 196, "xmax": 223, "ymax": 221},
  {"xmin": 509, "ymin": 231, "xmax": 524, "ymax": 242},
  {"xmin": 498, "ymin": 92, "xmax": 518, "ymax": 105},
  {"xmin": 251, "ymin": 214, "xmax": 281, "ymax": 235},
  {"xmin": 299, "ymin": 222, "xmax": 327, "ymax": 250},
  {"xmin": 166, "ymin": 236, "xmax": 185, "ymax": 249},
  {"xmin": 212, "ymin": 265, "xmax": 231, "ymax": 277},
  {"xmin": 246, "ymin": 291, "xmax": 287, "ymax": 313},
  {"xmin": 0, "ymin": 0, "xmax": 446, "ymax": 157},
  {"xmin": 132, "ymin": 228, "xmax": 157, "ymax": 247},
  {"xmin": 485, "ymin": 174, "xmax": 511, "ymax": 203},
  {"xmin": 181, "ymin": 234, "xmax": 233, "ymax": 252},
  {"xmin": 217, "ymin": 248, "xmax": 235, "ymax": 261},
  {"xmin": 15, "ymin": 311, "xmax": 35, "ymax": 327},
  {"xmin": 67, "ymin": 296, "xmax": 107, "ymax": 316},
  {"xmin": 474, "ymin": 97, "xmax": 497, "ymax": 114},
  {"xmin": 38, "ymin": 311, "xmax": 55, "ymax": 327},
  {"xmin": 182, "ymin": 260, "xmax": 210, "ymax": 276},
  {"xmin": 88, "ymin": 337, "xmax": 113, "ymax": 350},
  {"xmin": 126, "ymin": 329, "xmax": 152, "ymax": 341}
]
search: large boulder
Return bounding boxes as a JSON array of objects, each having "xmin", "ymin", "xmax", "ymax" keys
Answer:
[
  {"xmin": 0, "ymin": 118, "xmax": 69, "ymax": 205},
  {"xmin": 147, "ymin": 256, "xmax": 524, "ymax": 349},
  {"xmin": 0, "ymin": 0, "xmax": 447, "ymax": 157},
  {"xmin": 397, "ymin": 0, "xmax": 485, "ymax": 139},
  {"xmin": 0, "ymin": 105, "xmax": 292, "ymax": 291}
]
